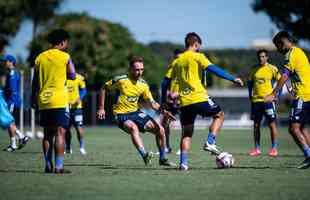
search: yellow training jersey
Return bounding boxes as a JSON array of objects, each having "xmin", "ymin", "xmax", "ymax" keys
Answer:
[
  {"xmin": 284, "ymin": 47, "xmax": 310, "ymax": 101},
  {"xmin": 166, "ymin": 50, "xmax": 212, "ymax": 107},
  {"xmin": 249, "ymin": 63, "xmax": 281, "ymax": 103},
  {"xmin": 67, "ymin": 73, "xmax": 86, "ymax": 109},
  {"xmin": 105, "ymin": 75, "xmax": 154, "ymax": 115},
  {"xmin": 35, "ymin": 49, "xmax": 70, "ymax": 110}
]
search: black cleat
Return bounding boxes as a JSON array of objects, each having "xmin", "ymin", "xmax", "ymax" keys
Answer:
[
  {"xmin": 297, "ymin": 157, "xmax": 310, "ymax": 169},
  {"xmin": 18, "ymin": 136, "xmax": 30, "ymax": 149},
  {"xmin": 3, "ymin": 145, "xmax": 17, "ymax": 152},
  {"xmin": 142, "ymin": 152, "xmax": 154, "ymax": 166},
  {"xmin": 159, "ymin": 158, "xmax": 177, "ymax": 167}
]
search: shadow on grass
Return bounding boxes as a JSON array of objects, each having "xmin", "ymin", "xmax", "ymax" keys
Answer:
[{"xmin": 0, "ymin": 169, "xmax": 43, "ymax": 174}]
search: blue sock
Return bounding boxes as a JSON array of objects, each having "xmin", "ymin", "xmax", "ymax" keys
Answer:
[
  {"xmin": 180, "ymin": 152, "xmax": 188, "ymax": 166},
  {"xmin": 55, "ymin": 156, "xmax": 64, "ymax": 169},
  {"xmin": 137, "ymin": 147, "xmax": 147, "ymax": 158},
  {"xmin": 255, "ymin": 143, "xmax": 261, "ymax": 149},
  {"xmin": 302, "ymin": 145, "xmax": 310, "ymax": 157},
  {"xmin": 44, "ymin": 152, "xmax": 52, "ymax": 169},
  {"xmin": 79, "ymin": 138, "xmax": 85, "ymax": 149},
  {"xmin": 159, "ymin": 148, "xmax": 166, "ymax": 160},
  {"xmin": 271, "ymin": 141, "xmax": 278, "ymax": 149},
  {"xmin": 207, "ymin": 132, "xmax": 216, "ymax": 145}
]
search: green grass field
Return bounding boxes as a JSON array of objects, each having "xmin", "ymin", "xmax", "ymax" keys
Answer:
[{"xmin": 0, "ymin": 126, "xmax": 309, "ymax": 200}]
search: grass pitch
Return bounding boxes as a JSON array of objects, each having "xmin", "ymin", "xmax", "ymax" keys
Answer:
[{"xmin": 0, "ymin": 126, "xmax": 309, "ymax": 200}]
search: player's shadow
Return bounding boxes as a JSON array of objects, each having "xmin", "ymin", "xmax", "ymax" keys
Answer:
[
  {"xmin": 0, "ymin": 169, "xmax": 43, "ymax": 174},
  {"xmin": 100, "ymin": 165, "xmax": 178, "ymax": 171},
  {"xmin": 15, "ymin": 151, "xmax": 42, "ymax": 154},
  {"xmin": 65, "ymin": 163, "xmax": 114, "ymax": 167}
]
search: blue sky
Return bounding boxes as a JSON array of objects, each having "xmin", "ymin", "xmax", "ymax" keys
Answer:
[{"xmin": 6, "ymin": 0, "xmax": 277, "ymax": 59}]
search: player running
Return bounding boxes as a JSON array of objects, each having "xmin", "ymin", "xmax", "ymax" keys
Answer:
[
  {"xmin": 65, "ymin": 73, "xmax": 87, "ymax": 155},
  {"xmin": 32, "ymin": 29, "xmax": 76, "ymax": 173},
  {"xmin": 247, "ymin": 49, "xmax": 281, "ymax": 157},
  {"xmin": 162, "ymin": 32, "xmax": 243, "ymax": 170},
  {"xmin": 265, "ymin": 31, "xmax": 310, "ymax": 169},
  {"xmin": 97, "ymin": 56, "xmax": 176, "ymax": 167}
]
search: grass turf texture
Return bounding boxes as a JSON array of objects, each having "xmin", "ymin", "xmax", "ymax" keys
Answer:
[{"xmin": 0, "ymin": 126, "xmax": 309, "ymax": 200}]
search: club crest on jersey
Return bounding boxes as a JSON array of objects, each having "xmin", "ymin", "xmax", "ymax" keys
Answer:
[
  {"xmin": 126, "ymin": 96, "xmax": 138, "ymax": 102},
  {"xmin": 182, "ymin": 88, "xmax": 191, "ymax": 95}
]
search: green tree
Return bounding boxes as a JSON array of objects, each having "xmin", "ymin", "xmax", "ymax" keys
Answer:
[
  {"xmin": 28, "ymin": 13, "xmax": 166, "ymax": 88},
  {"xmin": 252, "ymin": 0, "xmax": 310, "ymax": 41},
  {"xmin": 0, "ymin": 1, "xmax": 24, "ymax": 53},
  {"xmin": 0, "ymin": 0, "xmax": 64, "ymax": 53}
]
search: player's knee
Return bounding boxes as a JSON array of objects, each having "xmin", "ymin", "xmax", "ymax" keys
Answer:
[{"xmin": 214, "ymin": 111, "xmax": 224, "ymax": 120}]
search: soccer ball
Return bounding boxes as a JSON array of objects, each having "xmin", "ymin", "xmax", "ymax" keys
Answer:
[{"xmin": 215, "ymin": 152, "xmax": 234, "ymax": 168}]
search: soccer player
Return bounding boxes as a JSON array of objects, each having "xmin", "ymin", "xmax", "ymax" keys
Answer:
[
  {"xmin": 160, "ymin": 49, "xmax": 183, "ymax": 154},
  {"xmin": 265, "ymin": 31, "xmax": 310, "ymax": 169},
  {"xmin": 32, "ymin": 29, "xmax": 76, "ymax": 174},
  {"xmin": 97, "ymin": 56, "xmax": 176, "ymax": 167},
  {"xmin": 65, "ymin": 73, "xmax": 87, "ymax": 155},
  {"xmin": 162, "ymin": 32, "xmax": 243, "ymax": 170},
  {"xmin": 1, "ymin": 54, "xmax": 29, "ymax": 151},
  {"xmin": 247, "ymin": 49, "xmax": 281, "ymax": 157}
]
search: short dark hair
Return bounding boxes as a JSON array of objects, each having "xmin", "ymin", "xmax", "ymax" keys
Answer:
[
  {"xmin": 257, "ymin": 49, "xmax": 268, "ymax": 57},
  {"xmin": 272, "ymin": 31, "xmax": 295, "ymax": 44},
  {"xmin": 47, "ymin": 29, "xmax": 70, "ymax": 45},
  {"xmin": 129, "ymin": 56, "xmax": 143, "ymax": 67},
  {"xmin": 185, "ymin": 32, "xmax": 202, "ymax": 48}
]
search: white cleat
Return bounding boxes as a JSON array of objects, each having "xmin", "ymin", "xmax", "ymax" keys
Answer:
[
  {"xmin": 203, "ymin": 142, "xmax": 221, "ymax": 155},
  {"xmin": 79, "ymin": 148, "xmax": 87, "ymax": 155},
  {"xmin": 176, "ymin": 149, "xmax": 181, "ymax": 155}
]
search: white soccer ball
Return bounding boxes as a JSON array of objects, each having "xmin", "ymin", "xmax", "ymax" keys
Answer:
[{"xmin": 216, "ymin": 152, "xmax": 234, "ymax": 168}]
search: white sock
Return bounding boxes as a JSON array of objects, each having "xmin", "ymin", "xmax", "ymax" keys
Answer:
[
  {"xmin": 10, "ymin": 137, "xmax": 17, "ymax": 148},
  {"xmin": 15, "ymin": 129, "xmax": 25, "ymax": 139}
]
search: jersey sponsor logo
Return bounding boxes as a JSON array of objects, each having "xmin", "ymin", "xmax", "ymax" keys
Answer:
[
  {"xmin": 182, "ymin": 88, "xmax": 191, "ymax": 95},
  {"xmin": 126, "ymin": 96, "xmax": 138, "ymax": 102},
  {"xmin": 255, "ymin": 78, "xmax": 265, "ymax": 85}
]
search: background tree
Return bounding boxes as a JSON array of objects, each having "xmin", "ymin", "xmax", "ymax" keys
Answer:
[
  {"xmin": 0, "ymin": 0, "xmax": 64, "ymax": 53},
  {"xmin": 252, "ymin": 0, "xmax": 310, "ymax": 41},
  {"xmin": 28, "ymin": 13, "xmax": 166, "ymax": 89},
  {"xmin": 0, "ymin": 1, "xmax": 24, "ymax": 53}
]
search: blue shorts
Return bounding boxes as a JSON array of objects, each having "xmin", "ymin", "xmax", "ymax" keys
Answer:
[
  {"xmin": 39, "ymin": 108, "xmax": 70, "ymax": 128},
  {"xmin": 116, "ymin": 111, "xmax": 153, "ymax": 132},
  {"xmin": 0, "ymin": 93, "xmax": 14, "ymax": 128},
  {"xmin": 69, "ymin": 109, "xmax": 83, "ymax": 127},
  {"xmin": 180, "ymin": 99, "xmax": 222, "ymax": 126},
  {"xmin": 251, "ymin": 102, "xmax": 276, "ymax": 123},
  {"xmin": 290, "ymin": 99, "xmax": 310, "ymax": 125}
]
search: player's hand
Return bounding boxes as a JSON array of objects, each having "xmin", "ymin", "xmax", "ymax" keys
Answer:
[
  {"xmin": 97, "ymin": 108, "xmax": 106, "ymax": 120},
  {"xmin": 264, "ymin": 94, "xmax": 277, "ymax": 102},
  {"xmin": 163, "ymin": 110, "xmax": 176, "ymax": 121},
  {"xmin": 74, "ymin": 98, "xmax": 81, "ymax": 105},
  {"xmin": 233, "ymin": 78, "xmax": 244, "ymax": 87}
]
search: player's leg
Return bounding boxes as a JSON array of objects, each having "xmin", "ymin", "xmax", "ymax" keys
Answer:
[
  {"xmin": 54, "ymin": 126, "xmax": 67, "ymax": 173},
  {"xmin": 145, "ymin": 118, "xmax": 175, "ymax": 166},
  {"xmin": 301, "ymin": 126, "xmax": 310, "ymax": 146},
  {"xmin": 178, "ymin": 104, "xmax": 197, "ymax": 170},
  {"xmin": 265, "ymin": 102, "xmax": 278, "ymax": 156},
  {"xmin": 73, "ymin": 109, "xmax": 86, "ymax": 154},
  {"xmin": 4, "ymin": 123, "xmax": 18, "ymax": 151},
  {"xmin": 117, "ymin": 113, "xmax": 152, "ymax": 165},
  {"xmin": 267, "ymin": 121, "xmax": 278, "ymax": 156},
  {"xmin": 42, "ymin": 127, "xmax": 54, "ymax": 173},
  {"xmin": 179, "ymin": 124, "xmax": 194, "ymax": 170},
  {"xmin": 289, "ymin": 99, "xmax": 310, "ymax": 169},
  {"xmin": 197, "ymin": 99, "xmax": 222, "ymax": 154},
  {"xmin": 160, "ymin": 114, "xmax": 172, "ymax": 153},
  {"xmin": 65, "ymin": 128, "xmax": 72, "ymax": 154}
]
